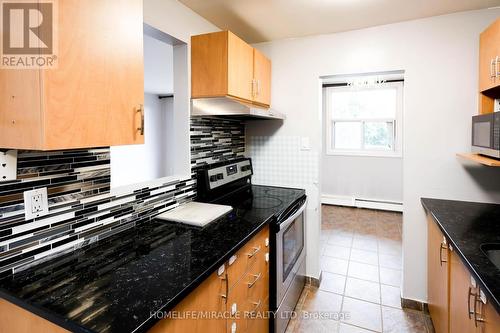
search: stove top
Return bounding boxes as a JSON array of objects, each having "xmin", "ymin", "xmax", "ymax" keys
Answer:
[
  {"xmin": 195, "ymin": 158, "xmax": 306, "ymax": 225},
  {"xmin": 198, "ymin": 184, "xmax": 305, "ymax": 226}
]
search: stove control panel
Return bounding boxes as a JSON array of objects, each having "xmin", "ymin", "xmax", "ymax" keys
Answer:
[{"xmin": 206, "ymin": 159, "xmax": 253, "ymax": 190}]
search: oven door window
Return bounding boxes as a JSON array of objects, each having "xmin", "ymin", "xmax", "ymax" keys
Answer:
[{"xmin": 282, "ymin": 213, "xmax": 304, "ymax": 282}]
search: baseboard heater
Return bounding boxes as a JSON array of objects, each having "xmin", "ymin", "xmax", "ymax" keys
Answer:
[{"xmin": 321, "ymin": 195, "xmax": 403, "ymax": 212}]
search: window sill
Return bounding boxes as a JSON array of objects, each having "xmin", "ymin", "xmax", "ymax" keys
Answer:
[{"xmin": 325, "ymin": 150, "xmax": 402, "ymax": 158}]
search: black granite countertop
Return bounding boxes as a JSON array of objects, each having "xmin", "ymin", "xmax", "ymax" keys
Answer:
[
  {"xmin": 0, "ymin": 185, "xmax": 305, "ymax": 333},
  {"xmin": 421, "ymin": 198, "xmax": 500, "ymax": 313}
]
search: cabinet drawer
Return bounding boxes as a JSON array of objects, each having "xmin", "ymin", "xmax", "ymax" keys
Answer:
[
  {"xmin": 246, "ymin": 297, "xmax": 269, "ymax": 333},
  {"xmin": 227, "ymin": 226, "xmax": 270, "ymax": 288},
  {"xmin": 246, "ymin": 251, "xmax": 269, "ymax": 304}
]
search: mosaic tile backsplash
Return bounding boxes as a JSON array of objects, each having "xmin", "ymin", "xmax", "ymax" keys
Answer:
[
  {"xmin": 0, "ymin": 117, "xmax": 245, "ymax": 276},
  {"xmin": 190, "ymin": 117, "xmax": 245, "ymax": 169}
]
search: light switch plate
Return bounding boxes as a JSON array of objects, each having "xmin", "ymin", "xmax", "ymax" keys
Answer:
[
  {"xmin": 300, "ymin": 137, "xmax": 311, "ymax": 151},
  {"xmin": 24, "ymin": 187, "xmax": 49, "ymax": 220},
  {"xmin": 0, "ymin": 150, "xmax": 17, "ymax": 182},
  {"xmin": 494, "ymin": 99, "xmax": 500, "ymax": 113}
]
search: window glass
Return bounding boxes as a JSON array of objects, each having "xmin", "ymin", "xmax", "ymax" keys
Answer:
[
  {"xmin": 331, "ymin": 88, "xmax": 397, "ymax": 120},
  {"xmin": 325, "ymin": 80, "xmax": 403, "ymax": 156},
  {"xmin": 334, "ymin": 122, "xmax": 362, "ymax": 149},
  {"xmin": 364, "ymin": 121, "xmax": 393, "ymax": 150}
]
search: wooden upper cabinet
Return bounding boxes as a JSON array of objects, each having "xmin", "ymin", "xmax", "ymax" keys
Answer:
[
  {"xmin": 253, "ymin": 48, "xmax": 272, "ymax": 106},
  {"xmin": 227, "ymin": 32, "xmax": 255, "ymax": 102},
  {"xmin": 479, "ymin": 18, "xmax": 500, "ymax": 92},
  {"xmin": 0, "ymin": 0, "xmax": 144, "ymax": 150},
  {"xmin": 191, "ymin": 31, "xmax": 272, "ymax": 107},
  {"xmin": 427, "ymin": 215, "xmax": 450, "ymax": 333}
]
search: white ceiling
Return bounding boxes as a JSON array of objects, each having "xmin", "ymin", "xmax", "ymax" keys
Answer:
[{"xmin": 179, "ymin": 0, "xmax": 500, "ymax": 43}]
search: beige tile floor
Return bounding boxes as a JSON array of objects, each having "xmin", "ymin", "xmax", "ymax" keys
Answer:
[{"xmin": 285, "ymin": 205, "xmax": 434, "ymax": 333}]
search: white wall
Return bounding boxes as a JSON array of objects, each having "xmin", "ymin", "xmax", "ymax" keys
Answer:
[
  {"xmin": 248, "ymin": 9, "xmax": 500, "ymax": 302},
  {"xmin": 143, "ymin": 0, "xmax": 220, "ymax": 180},
  {"xmin": 144, "ymin": 34, "xmax": 173, "ymax": 95},
  {"xmin": 322, "ymin": 155, "xmax": 403, "ymax": 202}
]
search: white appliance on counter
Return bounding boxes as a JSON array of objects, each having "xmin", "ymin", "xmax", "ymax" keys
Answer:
[{"xmin": 156, "ymin": 201, "xmax": 233, "ymax": 227}]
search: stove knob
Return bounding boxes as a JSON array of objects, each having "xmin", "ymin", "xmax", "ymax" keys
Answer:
[
  {"xmin": 217, "ymin": 173, "xmax": 224, "ymax": 180},
  {"xmin": 209, "ymin": 175, "xmax": 217, "ymax": 182}
]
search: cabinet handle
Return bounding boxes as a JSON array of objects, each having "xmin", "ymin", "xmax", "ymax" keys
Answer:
[
  {"xmin": 256, "ymin": 80, "xmax": 260, "ymax": 96},
  {"xmin": 247, "ymin": 273, "xmax": 262, "ymax": 289},
  {"xmin": 251, "ymin": 79, "xmax": 256, "ymax": 97},
  {"xmin": 468, "ymin": 287, "xmax": 477, "ymax": 319},
  {"xmin": 473, "ymin": 292, "xmax": 485, "ymax": 327},
  {"xmin": 439, "ymin": 242, "xmax": 447, "ymax": 266},
  {"xmin": 221, "ymin": 273, "xmax": 229, "ymax": 303},
  {"xmin": 137, "ymin": 104, "xmax": 144, "ymax": 136},
  {"xmin": 496, "ymin": 56, "xmax": 499, "ymax": 78},
  {"xmin": 249, "ymin": 300, "xmax": 262, "ymax": 317},
  {"xmin": 247, "ymin": 246, "xmax": 261, "ymax": 259}
]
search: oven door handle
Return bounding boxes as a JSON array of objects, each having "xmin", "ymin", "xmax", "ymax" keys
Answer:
[{"xmin": 279, "ymin": 201, "xmax": 307, "ymax": 231}]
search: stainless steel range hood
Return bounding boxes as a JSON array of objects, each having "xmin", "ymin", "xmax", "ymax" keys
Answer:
[{"xmin": 191, "ymin": 97, "xmax": 285, "ymax": 120}]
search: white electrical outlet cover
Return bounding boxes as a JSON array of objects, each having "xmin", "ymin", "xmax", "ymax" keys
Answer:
[
  {"xmin": 0, "ymin": 150, "xmax": 17, "ymax": 182},
  {"xmin": 24, "ymin": 187, "xmax": 49, "ymax": 220}
]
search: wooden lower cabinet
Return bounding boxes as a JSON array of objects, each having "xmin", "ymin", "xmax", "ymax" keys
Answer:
[
  {"xmin": 152, "ymin": 225, "xmax": 270, "ymax": 333},
  {"xmin": 483, "ymin": 299, "xmax": 500, "ymax": 333},
  {"xmin": 149, "ymin": 270, "xmax": 227, "ymax": 333},
  {"xmin": 449, "ymin": 249, "xmax": 500, "ymax": 333},
  {"xmin": 428, "ymin": 215, "xmax": 500, "ymax": 333},
  {"xmin": 427, "ymin": 214, "xmax": 450, "ymax": 333},
  {"xmin": 449, "ymin": 251, "xmax": 479, "ymax": 333},
  {"xmin": 0, "ymin": 299, "xmax": 69, "ymax": 333}
]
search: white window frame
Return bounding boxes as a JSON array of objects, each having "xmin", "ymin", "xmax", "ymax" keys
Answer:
[{"xmin": 325, "ymin": 81, "xmax": 403, "ymax": 158}]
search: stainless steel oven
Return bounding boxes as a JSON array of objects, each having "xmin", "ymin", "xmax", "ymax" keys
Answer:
[{"xmin": 274, "ymin": 196, "xmax": 307, "ymax": 333}]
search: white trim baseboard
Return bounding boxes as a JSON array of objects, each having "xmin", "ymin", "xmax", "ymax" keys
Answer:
[{"xmin": 321, "ymin": 194, "xmax": 403, "ymax": 212}]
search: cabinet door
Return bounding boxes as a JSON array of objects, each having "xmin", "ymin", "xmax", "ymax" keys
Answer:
[
  {"xmin": 253, "ymin": 49, "xmax": 271, "ymax": 106},
  {"xmin": 482, "ymin": 298, "xmax": 500, "ymax": 333},
  {"xmin": 479, "ymin": 19, "xmax": 500, "ymax": 92},
  {"xmin": 0, "ymin": 299, "xmax": 69, "ymax": 333},
  {"xmin": 227, "ymin": 274, "xmax": 251, "ymax": 333},
  {"xmin": 191, "ymin": 31, "xmax": 229, "ymax": 98},
  {"xmin": 427, "ymin": 215, "xmax": 450, "ymax": 333},
  {"xmin": 227, "ymin": 32, "xmax": 254, "ymax": 102},
  {"xmin": 0, "ymin": 70, "xmax": 43, "ymax": 149},
  {"xmin": 41, "ymin": 0, "xmax": 144, "ymax": 149},
  {"xmin": 450, "ymin": 250, "xmax": 478, "ymax": 333},
  {"xmin": 149, "ymin": 270, "xmax": 227, "ymax": 333}
]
